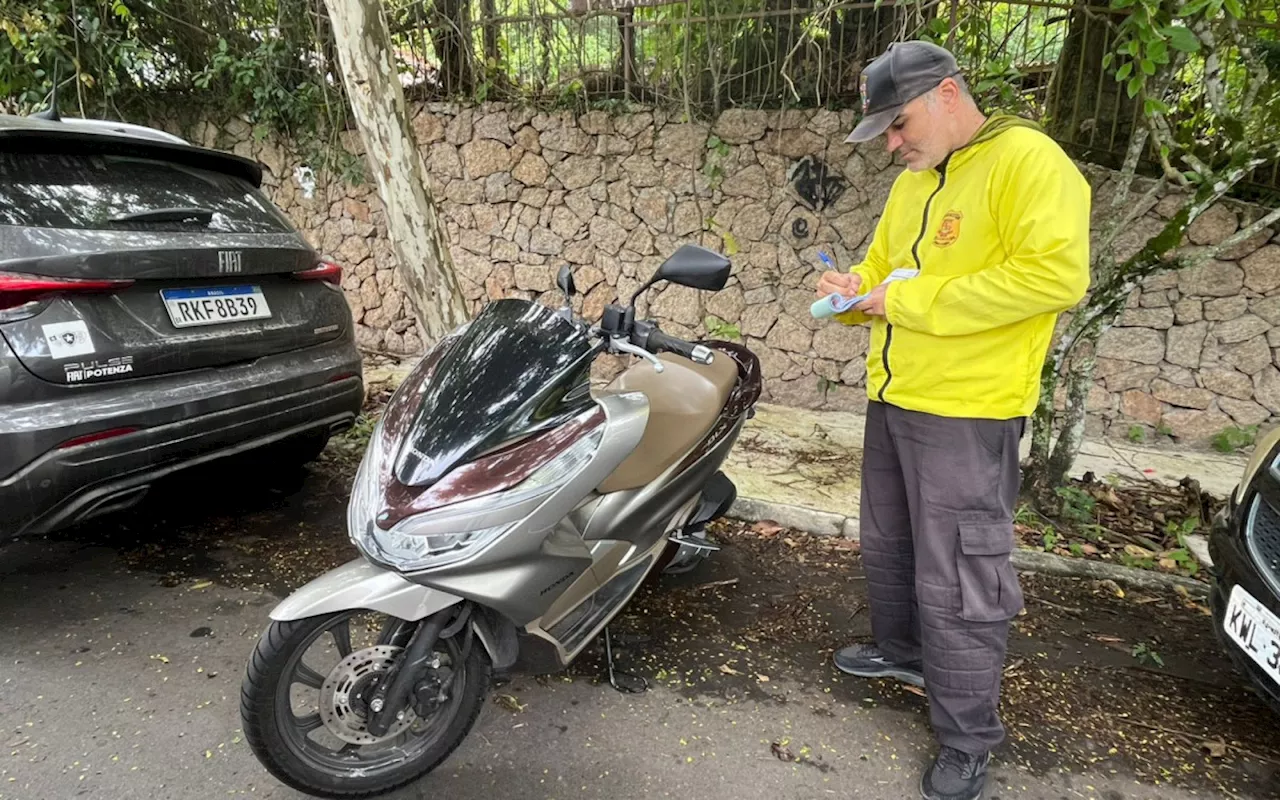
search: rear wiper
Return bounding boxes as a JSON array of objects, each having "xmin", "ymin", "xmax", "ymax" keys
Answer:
[{"xmin": 107, "ymin": 207, "xmax": 214, "ymax": 225}]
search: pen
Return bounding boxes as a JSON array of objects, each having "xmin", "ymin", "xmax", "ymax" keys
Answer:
[{"xmin": 818, "ymin": 251, "xmax": 835, "ymax": 271}]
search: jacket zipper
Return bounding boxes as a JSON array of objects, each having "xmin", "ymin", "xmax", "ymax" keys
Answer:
[{"xmin": 877, "ymin": 157, "xmax": 950, "ymax": 403}]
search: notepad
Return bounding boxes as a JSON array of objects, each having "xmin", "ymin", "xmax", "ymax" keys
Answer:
[{"xmin": 810, "ymin": 269, "xmax": 920, "ymax": 319}]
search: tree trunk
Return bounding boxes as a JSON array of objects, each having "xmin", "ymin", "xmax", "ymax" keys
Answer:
[
  {"xmin": 429, "ymin": 0, "xmax": 476, "ymax": 96},
  {"xmin": 321, "ymin": 0, "xmax": 470, "ymax": 346},
  {"xmin": 1025, "ymin": 232, "xmax": 1189, "ymax": 507},
  {"xmin": 1024, "ymin": 14, "xmax": 1279, "ymax": 510},
  {"xmin": 1045, "ymin": 7, "xmax": 1138, "ymax": 164},
  {"xmin": 826, "ymin": 1, "xmax": 904, "ymax": 100}
]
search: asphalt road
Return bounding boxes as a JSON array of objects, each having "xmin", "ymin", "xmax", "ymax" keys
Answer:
[{"xmin": 2, "ymin": 461, "xmax": 1277, "ymax": 800}]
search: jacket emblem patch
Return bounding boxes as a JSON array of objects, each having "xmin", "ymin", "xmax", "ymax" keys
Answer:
[{"xmin": 933, "ymin": 210, "xmax": 964, "ymax": 247}]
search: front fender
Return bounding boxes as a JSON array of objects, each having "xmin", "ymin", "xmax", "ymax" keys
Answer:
[{"xmin": 269, "ymin": 558, "xmax": 463, "ymax": 622}]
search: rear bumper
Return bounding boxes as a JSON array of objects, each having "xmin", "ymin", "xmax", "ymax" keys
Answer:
[
  {"xmin": 0, "ymin": 340, "xmax": 363, "ymax": 537},
  {"xmin": 1208, "ymin": 496, "xmax": 1280, "ymax": 716}
]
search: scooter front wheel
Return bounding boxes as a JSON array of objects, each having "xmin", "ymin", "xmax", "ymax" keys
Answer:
[{"xmin": 240, "ymin": 609, "xmax": 489, "ymax": 798}]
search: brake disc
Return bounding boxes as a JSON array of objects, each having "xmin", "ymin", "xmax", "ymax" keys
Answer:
[{"xmin": 318, "ymin": 645, "xmax": 418, "ymax": 745}]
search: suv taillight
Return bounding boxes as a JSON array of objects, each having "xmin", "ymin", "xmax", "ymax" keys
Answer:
[
  {"xmin": 292, "ymin": 261, "xmax": 342, "ymax": 286},
  {"xmin": 0, "ymin": 272, "xmax": 135, "ymax": 311}
]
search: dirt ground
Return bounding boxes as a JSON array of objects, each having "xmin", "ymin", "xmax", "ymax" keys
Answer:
[{"xmin": 42, "ymin": 448, "xmax": 1278, "ymax": 800}]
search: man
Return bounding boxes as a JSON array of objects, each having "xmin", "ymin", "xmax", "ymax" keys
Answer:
[{"xmin": 815, "ymin": 40, "xmax": 1091, "ymax": 800}]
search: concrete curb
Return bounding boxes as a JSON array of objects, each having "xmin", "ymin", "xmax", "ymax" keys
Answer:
[
  {"xmin": 728, "ymin": 496, "xmax": 847, "ymax": 538},
  {"xmin": 727, "ymin": 496, "xmax": 1211, "ymax": 598}
]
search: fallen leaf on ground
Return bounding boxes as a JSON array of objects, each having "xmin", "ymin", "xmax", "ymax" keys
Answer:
[
  {"xmin": 903, "ymin": 685, "xmax": 927, "ymax": 697},
  {"xmin": 752, "ymin": 521, "xmax": 783, "ymax": 538},
  {"xmin": 757, "ymin": 674, "xmax": 770, "ymax": 683},
  {"xmin": 190, "ymin": 581, "xmax": 213, "ymax": 591},
  {"xmin": 1201, "ymin": 739, "xmax": 1227, "ymax": 758},
  {"xmin": 719, "ymin": 664, "xmax": 741, "ymax": 676},
  {"xmin": 1098, "ymin": 487, "xmax": 1123, "ymax": 508},
  {"xmin": 1099, "ymin": 580, "xmax": 1125, "ymax": 598},
  {"xmin": 494, "ymin": 694, "xmax": 526, "ymax": 713},
  {"xmin": 150, "ymin": 654, "xmax": 170, "ymax": 664},
  {"xmin": 771, "ymin": 741, "xmax": 797, "ymax": 762}
]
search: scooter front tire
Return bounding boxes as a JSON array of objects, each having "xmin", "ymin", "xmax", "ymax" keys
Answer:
[{"xmin": 240, "ymin": 612, "xmax": 490, "ymax": 799}]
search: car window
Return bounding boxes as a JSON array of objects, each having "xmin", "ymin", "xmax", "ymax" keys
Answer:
[{"xmin": 0, "ymin": 152, "xmax": 292, "ymax": 234}]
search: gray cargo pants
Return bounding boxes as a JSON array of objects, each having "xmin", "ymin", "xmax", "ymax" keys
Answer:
[{"xmin": 859, "ymin": 400, "xmax": 1026, "ymax": 754}]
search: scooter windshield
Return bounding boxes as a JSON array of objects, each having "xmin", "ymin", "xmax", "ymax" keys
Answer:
[{"xmin": 395, "ymin": 298, "xmax": 597, "ymax": 487}]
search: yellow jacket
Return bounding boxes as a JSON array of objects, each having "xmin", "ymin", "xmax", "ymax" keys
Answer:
[{"xmin": 835, "ymin": 114, "xmax": 1091, "ymax": 420}]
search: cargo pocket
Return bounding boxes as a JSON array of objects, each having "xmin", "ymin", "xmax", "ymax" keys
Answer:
[{"xmin": 955, "ymin": 513, "xmax": 1025, "ymax": 623}]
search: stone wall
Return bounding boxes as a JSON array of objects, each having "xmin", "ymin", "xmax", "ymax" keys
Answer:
[
  {"xmin": 163, "ymin": 103, "xmax": 1280, "ymax": 445},
  {"xmin": 1086, "ymin": 197, "xmax": 1280, "ymax": 441}
]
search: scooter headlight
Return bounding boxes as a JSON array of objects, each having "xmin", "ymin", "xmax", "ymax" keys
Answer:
[
  {"xmin": 351, "ymin": 425, "xmax": 603, "ymax": 572},
  {"xmin": 354, "ymin": 521, "xmax": 515, "ymax": 573}
]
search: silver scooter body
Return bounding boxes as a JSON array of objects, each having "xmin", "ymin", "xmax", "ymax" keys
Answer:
[{"xmin": 269, "ymin": 244, "xmax": 762, "ymax": 678}]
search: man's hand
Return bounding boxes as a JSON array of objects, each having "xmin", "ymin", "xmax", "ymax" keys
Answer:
[
  {"xmin": 816, "ymin": 271, "xmax": 861, "ymax": 299},
  {"xmin": 854, "ymin": 282, "xmax": 888, "ymax": 316}
]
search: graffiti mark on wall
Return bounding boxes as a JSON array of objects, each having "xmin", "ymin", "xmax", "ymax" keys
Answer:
[{"xmin": 787, "ymin": 155, "xmax": 847, "ymax": 212}]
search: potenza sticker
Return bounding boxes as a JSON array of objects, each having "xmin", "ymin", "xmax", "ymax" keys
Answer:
[
  {"xmin": 64, "ymin": 356, "xmax": 134, "ymax": 383},
  {"xmin": 42, "ymin": 320, "xmax": 95, "ymax": 359}
]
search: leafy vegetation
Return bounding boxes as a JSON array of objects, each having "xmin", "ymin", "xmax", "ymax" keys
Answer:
[
  {"xmin": 0, "ymin": 0, "xmax": 356, "ymax": 175},
  {"xmin": 1025, "ymin": 0, "xmax": 1278, "ymax": 507},
  {"xmin": 1212, "ymin": 425, "xmax": 1258, "ymax": 453},
  {"xmin": 1131, "ymin": 640, "xmax": 1165, "ymax": 667},
  {"xmin": 1014, "ymin": 472, "xmax": 1221, "ymax": 580},
  {"xmin": 2, "ymin": 0, "xmax": 1274, "ymax": 200},
  {"xmin": 704, "ymin": 314, "xmax": 741, "ymax": 341}
]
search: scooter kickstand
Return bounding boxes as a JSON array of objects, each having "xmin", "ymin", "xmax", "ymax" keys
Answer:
[{"xmin": 604, "ymin": 627, "xmax": 648, "ymax": 694}]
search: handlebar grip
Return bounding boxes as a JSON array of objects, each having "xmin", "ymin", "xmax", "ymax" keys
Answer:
[
  {"xmin": 647, "ymin": 329, "xmax": 715, "ymax": 365},
  {"xmin": 647, "ymin": 329, "xmax": 696, "ymax": 358}
]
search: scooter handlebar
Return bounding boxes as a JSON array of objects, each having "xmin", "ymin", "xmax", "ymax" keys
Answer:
[{"xmin": 633, "ymin": 322, "xmax": 715, "ymax": 366}]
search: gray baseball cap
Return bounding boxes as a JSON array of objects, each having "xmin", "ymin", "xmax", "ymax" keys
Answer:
[{"xmin": 845, "ymin": 41, "xmax": 962, "ymax": 143}]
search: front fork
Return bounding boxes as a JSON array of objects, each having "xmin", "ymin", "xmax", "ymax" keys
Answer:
[{"xmin": 365, "ymin": 604, "xmax": 474, "ymax": 736}]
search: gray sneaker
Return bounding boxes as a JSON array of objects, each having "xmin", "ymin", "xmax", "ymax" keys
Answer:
[
  {"xmin": 832, "ymin": 643, "xmax": 925, "ymax": 687},
  {"xmin": 920, "ymin": 745, "xmax": 990, "ymax": 800}
]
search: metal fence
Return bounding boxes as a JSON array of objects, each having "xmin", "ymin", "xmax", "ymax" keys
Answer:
[{"xmin": 385, "ymin": 0, "xmax": 1279, "ymax": 198}]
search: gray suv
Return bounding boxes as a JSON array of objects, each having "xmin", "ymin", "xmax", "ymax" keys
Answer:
[{"xmin": 0, "ymin": 113, "xmax": 364, "ymax": 538}]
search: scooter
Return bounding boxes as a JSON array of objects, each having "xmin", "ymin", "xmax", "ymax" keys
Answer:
[{"xmin": 239, "ymin": 243, "xmax": 762, "ymax": 798}]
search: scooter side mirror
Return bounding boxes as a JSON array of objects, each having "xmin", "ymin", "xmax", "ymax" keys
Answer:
[
  {"xmin": 657, "ymin": 243, "xmax": 732, "ymax": 291},
  {"xmin": 628, "ymin": 244, "xmax": 732, "ymax": 306}
]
